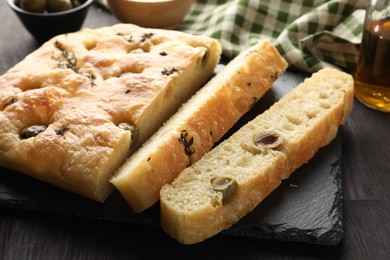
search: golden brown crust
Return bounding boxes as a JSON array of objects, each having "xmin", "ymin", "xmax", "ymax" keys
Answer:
[
  {"xmin": 0, "ymin": 23, "xmax": 221, "ymax": 201},
  {"xmin": 111, "ymin": 41, "xmax": 288, "ymax": 212},
  {"xmin": 160, "ymin": 68, "xmax": 354, "ymax": 244},
  {"xmin": 160, "ymin": 154, "xmax": 286, "ymax": 244}
]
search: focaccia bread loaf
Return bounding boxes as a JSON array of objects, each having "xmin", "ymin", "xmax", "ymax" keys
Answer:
[
  {"xmin": 160, "ymin": 68, "xmax": 354, "ymax": 244},
  {"xmin": 0, "ymin": 23, "xmax": 221, "ymax": 202},
  {"xmin": 111, "ymin": 40, "xmax": 288, "ymax": 212}
]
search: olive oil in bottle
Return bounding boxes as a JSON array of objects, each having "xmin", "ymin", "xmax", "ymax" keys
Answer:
[{"xmin": 355, "ymin": 17, "xmax": 390, "ymax": 112}]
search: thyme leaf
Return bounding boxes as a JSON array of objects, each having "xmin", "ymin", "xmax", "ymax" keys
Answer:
[
  {"xmin": 55, "ymin": 41, "xmax": 78, "ymax": 72},
  {"xmin": 178, "ymin": 130, "xmax": 195, "ymax": 158},
  {"xmin": 140, "ymin": 32, "xmax": 154, "ymax": 43},
  {"xmin": 162, "ymin": 67, "xmax": 179, "ymax": 76},
  {"xmin": 56, "ymin": 126, "xmax": 70, "ymax": 136},
  {"xmin": 84, "ymin": 74, "xmax": 96, "ymax": 86},
  {"xmin": 117, "ymin": 33, "xmax": 133, "ymax": 42}
]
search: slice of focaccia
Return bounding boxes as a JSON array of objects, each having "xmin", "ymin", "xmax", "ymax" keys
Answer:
[
  {"xmin": 0, "ymin": 23, "xmax": 221, "ymax": 202},
  {"xmin": 111, "ymin": 40, "xmax": 288, "ymax": 212},
  {"xmin": 160, "ymin": 68, "xmax": 354, "ymax": 244}
]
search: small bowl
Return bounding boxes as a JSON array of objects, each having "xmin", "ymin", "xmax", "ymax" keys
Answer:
[
  {"xmin": 107, "ymin": 0, "xmax": 193, "ymax": 29},
  {"xmin": 7, "ymin": 0, "xmax": 94, "ymax": 43}
]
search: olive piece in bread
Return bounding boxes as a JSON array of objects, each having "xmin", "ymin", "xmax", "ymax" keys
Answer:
[
  {"xmin": 160, "ymin": 67, "xmax": 354, "ymax": 245},
  {"xmin": 19, "ymin": 125, "xmax": 47, "ymax": 139},
  {"xmin": 210, "ymin": 176, "xmax": 237, "ymax": 204}
]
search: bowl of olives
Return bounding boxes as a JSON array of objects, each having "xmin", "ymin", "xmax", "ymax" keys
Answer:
[{"xmin": 7, "ymin": 0, "xmax": 94, "ymax": 43}]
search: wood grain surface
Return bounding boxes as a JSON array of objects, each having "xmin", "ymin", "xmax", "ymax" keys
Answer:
[{"xmin": 1, "ymin": 2, "xmax": 389, "ymax": 259}]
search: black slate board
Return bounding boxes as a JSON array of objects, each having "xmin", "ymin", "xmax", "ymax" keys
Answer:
[{"xmin": 0, "ymin": 71, "xmax": 344, "ymax": 245}]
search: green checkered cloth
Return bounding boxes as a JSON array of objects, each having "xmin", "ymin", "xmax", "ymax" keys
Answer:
[
  {"xmin": 97, "ymin": 0, "xmax": 366, "ymax": 73},
  {"xmin": 180, "ymin": 0, "xmax": 366, "ymax": 73}
]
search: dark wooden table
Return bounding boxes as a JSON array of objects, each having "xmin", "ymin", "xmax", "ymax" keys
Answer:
[{"xmin": 1, "ymin": 2, "xmax": 389, "ymax": 259}]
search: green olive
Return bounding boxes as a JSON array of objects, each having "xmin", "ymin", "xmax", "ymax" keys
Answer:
[
  {"xmin": 253, "ymin": 131, "xmax": 283, "ymax": 150},
  {"xmin": 71, "ymin": 0, "xmax": 81, "ymax": 8},
  {"xmin": 210, "ymin": 176, "xmax": 237, "ymax": 204},
  {"xmin": 46, "ymin": 0, "xmax": 73, "ymax": 12},
  {"xmin": 19, "ymin": 0, "xmax": 47, "ymax": 13}
]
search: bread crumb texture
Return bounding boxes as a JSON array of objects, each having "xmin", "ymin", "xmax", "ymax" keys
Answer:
[
  {"xmin": 111, "ymin": 40, "xmax": 288, "ymax": 213},
  {"xmin": 0, "ymin": 23, "xmax": 221, "ymax": 202},
  {"xmin": 160, "ymin": 67, "xmax": 354, "ymax": 244}
]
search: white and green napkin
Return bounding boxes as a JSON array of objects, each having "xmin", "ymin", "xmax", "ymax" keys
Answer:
[{"xmin": 96, "ymin": 0, "xmax": 367, "ymax": 73}]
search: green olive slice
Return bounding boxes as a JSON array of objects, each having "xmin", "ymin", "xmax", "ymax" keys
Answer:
[
  {"xmin": 253, "ymin": 131, "xmax": 283, "ymax": 150},
  {"xmin": 211, "ymin": 176, "xmax": 237, "ymax": 204}
]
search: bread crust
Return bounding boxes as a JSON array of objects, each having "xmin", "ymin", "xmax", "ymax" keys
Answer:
[
  {"xmin": 160, "ymin": 68, "xmax": 354, "ymax": 244},
  {"xmin": 0, "ymin": 23, "xmax": 221, "ymax": 202},
  {"xmin": 111, "ymin": 41, "xmax": 288, "ymax": 212}
]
